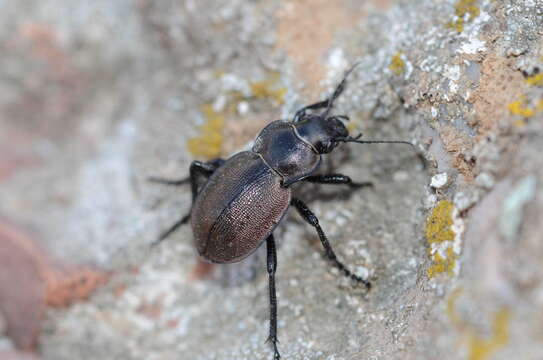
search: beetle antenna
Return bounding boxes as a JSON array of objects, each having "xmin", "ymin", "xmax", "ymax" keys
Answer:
[
  {"xmin": 335, "ymin": 135, "xmax": 415, "ymax": 148},
  {"xmin": 322, "ymin": 61, "xmax": 362, "ymax": 118}
]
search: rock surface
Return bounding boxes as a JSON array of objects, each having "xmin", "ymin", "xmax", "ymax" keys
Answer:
[{"xmin": 0, "ymin": 0, "xmax": 542, "ymax": 359}]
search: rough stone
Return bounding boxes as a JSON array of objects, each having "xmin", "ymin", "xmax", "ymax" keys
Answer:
[{"xmin": 0, "ymin": 0, "xmax": 542, "ymax": 359}]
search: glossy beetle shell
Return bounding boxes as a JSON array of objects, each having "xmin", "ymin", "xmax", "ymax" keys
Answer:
[
  {"xmin": 253, "ymin": 120, "xmax": 321, "ymax": 186},
  {"xmin": 191, "ymin": 151, "xmax": 291, "ymax": 263}
]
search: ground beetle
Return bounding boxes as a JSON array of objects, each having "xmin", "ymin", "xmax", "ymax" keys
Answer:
[{"xmin": 150, "ymin": 64, "xmax": 413, "ymax": 359}]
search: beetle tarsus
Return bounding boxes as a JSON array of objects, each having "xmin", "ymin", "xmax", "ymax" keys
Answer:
[
  {"xmin": 151, "ymin": 213, "xmax": 190, "ymax": 247},
  {"xmin": 350, "ymin": 181, "xmax": 374, "ymax": 189},
  {"xmin": 265, "ymin": 338, "xmax": 281, "ymax": 360},
  {"xmin": 147, "ymin": 176, "xmax": 190, "ymax": 186},
  {"xmin": 303, "ymin": 174, "xmax": 373, "ymax": 189},
  {"xmin": 291, "ymin": 198, "xmax": 372, "ymax": 290},
  {"xmin": 266, "ymin": 234, "xmax": 281, "ymax": 360}
]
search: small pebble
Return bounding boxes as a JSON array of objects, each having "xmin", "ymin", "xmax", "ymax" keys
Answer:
[
  {"xmin": 237, "ymin": 101, "xmax": 250, "ymax": 115},
  {"xmin": 430, "ymin": 172, "xmax": 448, "ymax": 188}
]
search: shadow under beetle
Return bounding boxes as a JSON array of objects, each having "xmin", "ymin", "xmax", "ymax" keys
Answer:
[{"xmin": 150, "ymin": 64, "xmax": 414, "ymax": 360}]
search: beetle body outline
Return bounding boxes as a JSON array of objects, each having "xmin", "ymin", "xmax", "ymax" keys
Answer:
[{"xmin": 150, "ymin": 64, "xmax": 414, "ymax": 360}]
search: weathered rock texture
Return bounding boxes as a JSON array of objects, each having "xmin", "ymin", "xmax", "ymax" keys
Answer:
[{"xmin": 0, "ymin": 0, "xmax": 542, "ymax": 359}]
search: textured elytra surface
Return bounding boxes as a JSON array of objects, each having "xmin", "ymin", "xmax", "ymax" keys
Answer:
[{"xmin": 193, "ymin": 151, "xmax": 290, "ymax": 263}]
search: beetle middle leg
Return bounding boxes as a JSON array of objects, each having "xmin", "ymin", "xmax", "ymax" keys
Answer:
[
  {"xmin": 265, "ymin": 233, "xmax": 281, "ymax": 360},
  {"xmin": 303, "ymin": 174, "xmax": 373, "ymax": 189},
  {"xmin": 290, "ymin": 198, "xmax": 371, "ymax": 289},
  {"xmin": 150, "ymin": 158, "xmax": 225, "ymax": 245}
]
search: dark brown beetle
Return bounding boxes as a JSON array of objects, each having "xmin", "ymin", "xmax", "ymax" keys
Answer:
[{"xmin": 150, "ymin": 64, "xmax": 413, "ymax": 360}]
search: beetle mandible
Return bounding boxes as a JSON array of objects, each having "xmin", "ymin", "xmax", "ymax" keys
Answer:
[{"xmin": 150, "ymin": 63, "xmax": 414, "ymax": 360}]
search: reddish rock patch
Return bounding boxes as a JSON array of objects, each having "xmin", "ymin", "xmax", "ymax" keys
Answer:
[{"xmin": 0, "ymin": 219, "xmax": 110, "ymax": 350}]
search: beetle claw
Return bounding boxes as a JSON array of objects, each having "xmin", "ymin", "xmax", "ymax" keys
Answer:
[
  {"xmin": 265, "ymin": 337, "xmax": 281, "ymax": 359},
  {"xmin": 350, "ymin": 181, "xmax": 374, "ymax": 189}
]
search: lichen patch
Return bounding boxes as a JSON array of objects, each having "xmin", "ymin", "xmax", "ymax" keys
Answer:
[
  {"xmin": 187, "ymin": 73, "xmax": 286, "ymax": 158},
  {"xmin": 447, "ymin": 289, "xmax": 511, "ymax": 360},
  {"xmin": 389, "ymin": 52, "xmax": 406, "ymax": 76},
  {"xmin": 426, "ymin": 200, "xmax": 464, "ymax": 278},
  {"xmin": 448, "ymin": 0, "xmax": 481, "ymax": 33}
]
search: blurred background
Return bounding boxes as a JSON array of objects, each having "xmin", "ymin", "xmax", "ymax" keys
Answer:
[{"xmin": 1, "ymin": 0, "xmax": 542, "ymax": 359}]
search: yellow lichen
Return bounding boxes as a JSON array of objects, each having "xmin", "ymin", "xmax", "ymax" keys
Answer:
[
  {"xmin": 448, "ymin": 0, "xmax": 480, "ymax": 33},
  {"xmin": 525, "ymin": 73, "xmax": 543, "ymax": 86},
  {"xmin": 187, "ymin": 104, "xmax": 225, "ymax": 158},
  {"xmin": 186, "ymin": 72, "xmax": 287, "ymax": 158},
  {"xmin": 508, "ymin": 96, "xmax": 543, "ymax": 119},
  {"xmin": 468, "ymin": 309, "xmax": 511, "ymax": 360},
  {"xmin": 428, "ymin": 246, "xmax": 457, "ymax": 277},
  {"xmin": 389, "ymin": 52, "xmax": 405, "ymax": 76},
  {"xmin": 426, "ymin": 200, "xmax": 457, "ymax": 278},
  {"xmin": 250, "ymin": 72, "xmax": 286, "ymax": 105},
  {"xmin": 426, "ymin": 200, "xmax": 455, "ymax": 244},
  {"xmin": 447, "ymin": 290, "xmax": 511, "ymax": 360}
]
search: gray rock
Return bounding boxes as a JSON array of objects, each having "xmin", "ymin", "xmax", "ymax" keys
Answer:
[{"xmin": 0, "ymin": 0, "xmax": 542, "ymax": 359}]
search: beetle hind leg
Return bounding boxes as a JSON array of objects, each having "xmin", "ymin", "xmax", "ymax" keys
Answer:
[
  {"xmin": 291, "ymin": 198, "xmax": 371, "ymax": 290},
  {"xmin": 265, "ymin": 234, "xmax": 281, "ymax": 360},
  {"xmin": 150, "ymin": 158, "xmax": 225, "ymax": 246},
  {"xmin": 152, "ymin": 213, "xmax": 191, "ymax": 246}
]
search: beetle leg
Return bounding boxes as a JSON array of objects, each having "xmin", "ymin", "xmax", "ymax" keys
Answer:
[
  {"xmin": 151, "ymin": 159, "xmax": 225, "ymax": 246},
  {"xmin": 303, "ymin": 174, "xmax": 373, "ymax": 188},
  {"xmin": 265, "ymin": 234, "xmax": 281, "ymax": 360},
  {"xmin": 147, "ymin": 177, "xmax": 190, "ymax": 186},
  {"xmin": 293, "ymin": 62, "xmax": 361, "ymax": 122},
  {"xmin": 293, "ymin": 99, "xmax": 330, "ymax": 122},
  {"xmin": 151, "ymin": 213, "xmax": 191, "ymax": 246},
  {"xmin": 290, "ymin": 198, "xmax": 371, "ymax": 290},
  {"xmin": 331, "ymin": 114, "xmax": 350, "ymax": 122},
  {"xmin": 187, "ymin": 159, "xmax": 225, "ymax": 202},
  {"xmin": 147, "ymin": 158, "xmax": 225, "ymax": 186}
]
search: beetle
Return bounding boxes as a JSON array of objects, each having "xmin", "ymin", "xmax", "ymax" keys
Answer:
[{"xmin": 150, "ymin": 64, "xmax": 413, "ymax": 360}]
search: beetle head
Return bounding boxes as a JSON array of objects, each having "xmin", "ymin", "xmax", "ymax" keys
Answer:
[
  {"xmin": 294, "ymin": 115, "xmax": 349, "ymax": 154},
  {"xmin": 295, "ymin": 114, "xmax": 416, "ymax": 154}
]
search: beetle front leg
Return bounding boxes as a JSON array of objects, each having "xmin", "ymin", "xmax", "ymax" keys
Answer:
[
  {"xmin": 303, "ymin": 174, "xmax": 373, "ymax": 188},
  {"xmin": 291, "ymin": 198, "xmax": 371, "ymax": 290},
  {"xmin": 293, "ymin": 63, "xmax": 360, "ymax": 122},
  {"xmin": 293, "ymin": 99, "xmax": 330, "ymax": 122},
  {"xmin": 265, "ymin": 234, "xmax": 281, "ymax": 360},
  {"xmin": 151, "ymin": 158, "xmax": 225, "ymax": 246}
]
